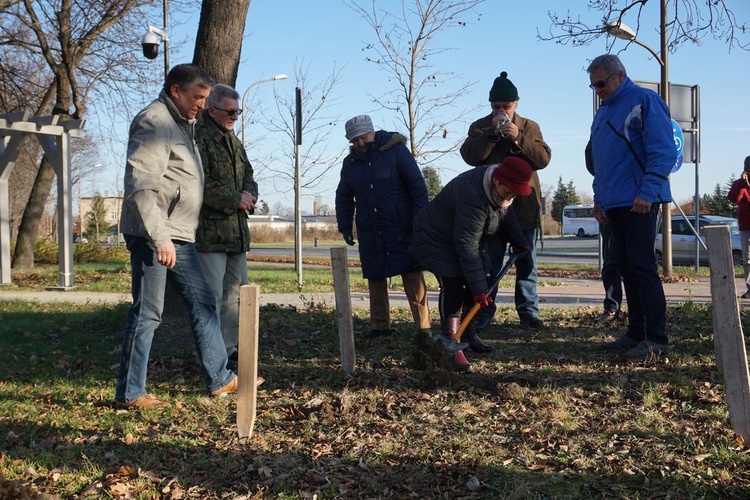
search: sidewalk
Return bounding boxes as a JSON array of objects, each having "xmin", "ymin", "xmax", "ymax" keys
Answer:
[{"xmin": 0, "ymin": 276, "xmax": 734, "ymax": 308}]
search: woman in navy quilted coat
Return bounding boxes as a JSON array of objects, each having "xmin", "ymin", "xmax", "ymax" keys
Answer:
[{"xmin": 335, "ymin": 114, "xmax": 431, "ymax": 339}]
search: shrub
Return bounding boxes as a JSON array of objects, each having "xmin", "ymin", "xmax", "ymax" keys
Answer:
[
  {"xmin": 30, "ymin": 240, "xmax": 129, "ymax": 265},
  {"xmin": 33, "ymin": 240, "xmax": 58, "ymax": 264}
]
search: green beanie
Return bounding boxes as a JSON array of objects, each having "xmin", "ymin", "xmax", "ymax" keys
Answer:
[{"xmin": 488, "ymin": 71, "xmax": 519, "ymax": 102}]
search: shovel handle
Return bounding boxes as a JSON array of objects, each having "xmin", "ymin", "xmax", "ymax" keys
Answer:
[
  {"xmin": 453, "ymin": 302, "xmax": 482, "ymax": 342},
  {"xmin": 451, "ymin": 251, "xmax": 528, "ymax": 343}
]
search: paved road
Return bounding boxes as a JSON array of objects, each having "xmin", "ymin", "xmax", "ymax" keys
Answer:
[
  {"xmin": 0, "ymin": 275, "xmax": 733, "ymax": 309},
  {"xmin": 253, "ymin": 236, "xmax": 604, "ymax": 265}
]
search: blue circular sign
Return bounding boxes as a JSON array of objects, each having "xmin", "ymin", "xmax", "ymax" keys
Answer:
[{"xmin": 671, "ymin": 119, "xmax": 684, "ymax": 173}]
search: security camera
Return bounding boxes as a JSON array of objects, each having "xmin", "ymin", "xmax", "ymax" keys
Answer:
[{"xmin": 141, "ymin": 31, "xmax": 160, "ymax": 60}]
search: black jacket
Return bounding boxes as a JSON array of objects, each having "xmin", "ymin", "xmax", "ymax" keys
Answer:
[{"xmin": 409, "ymin": 165, "xmax": 527, "ymax": 295}]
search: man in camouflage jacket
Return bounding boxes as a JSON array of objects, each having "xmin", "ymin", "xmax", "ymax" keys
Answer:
[{"xmin": 195, "ymin": 83, "xmax": 258, "ymax": 371}]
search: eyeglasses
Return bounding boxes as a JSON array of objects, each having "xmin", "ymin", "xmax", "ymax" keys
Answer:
[
  {"xmin": 589, "ymin": 73, "xmax": 617, "ymax": 90},
  {"xmin": 213, "ymin": 106, "xmax": 242, "ymax": 116},
  {"xmin": 491, "ymin": 102, "xmax": 515, "ymax": 110}
]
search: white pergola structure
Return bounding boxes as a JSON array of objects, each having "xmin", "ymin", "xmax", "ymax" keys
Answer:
[{"xmin": 0, "ymin": 111, "xmax": 86, "ymax": 289}]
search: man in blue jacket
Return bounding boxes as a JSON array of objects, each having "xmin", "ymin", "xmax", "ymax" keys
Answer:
[
  {"xmin": 335, "ymin": 115, "xmax": 431, "ymax": 339},
  {"xmin": 587, "ymin": 54, "xmax": 676, "ymax": 360}
]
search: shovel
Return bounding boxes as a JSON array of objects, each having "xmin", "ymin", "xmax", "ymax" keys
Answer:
[{"xmin": 453, "ymin": 250, "xmax": 527, "ymax": 343}]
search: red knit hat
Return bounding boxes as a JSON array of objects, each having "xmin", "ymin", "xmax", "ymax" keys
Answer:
[{"xmin": 492, "ymin": 157, "xmax": 532, "ymax": 196}]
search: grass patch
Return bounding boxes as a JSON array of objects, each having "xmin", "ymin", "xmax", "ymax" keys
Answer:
[
  {"xmin": 1, "ymin": 296, "xmax": 749, "ymax": 498},
  {"xmin": 5, "ymin": 260, "xmax": 712, "ymax": 295}
]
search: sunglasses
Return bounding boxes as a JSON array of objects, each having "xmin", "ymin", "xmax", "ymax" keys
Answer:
[
  {"xmin": 589, "ymin": 73, "xmax": 617, "ymax": 90},
  {"xmin": 213, "ymin": 106, "xmax": 242, "ymax": 116}
]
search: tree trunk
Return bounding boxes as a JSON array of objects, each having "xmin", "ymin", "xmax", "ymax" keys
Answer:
[
  {"xmin": 192, "ymin": 0, "xmax": 252, "ymax": 86},
  {"xmin": 12, "ymin": 156, "xmax": 55, "ymax": 268}
]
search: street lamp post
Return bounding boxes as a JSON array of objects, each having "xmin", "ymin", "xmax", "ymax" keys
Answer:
[
  {"xmin": 240, "ymin": 74, "xmax": 288, "ymax": 147},
  {"xmin": 604, "ymin": 0, "xmax": 673, "ymax": 276}
]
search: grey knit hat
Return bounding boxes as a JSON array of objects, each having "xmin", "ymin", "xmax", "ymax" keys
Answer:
[{"xmin": 345, "ymin": 115, "xmax": 374, "ymax": 141}]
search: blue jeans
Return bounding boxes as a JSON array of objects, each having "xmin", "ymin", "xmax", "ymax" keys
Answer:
[
  {"xmin": 198, "ymin": 251, "xmax": 249, "ymax": 356},
  {"xmin": 600, "ymin": 223, "xmax": 623, "ymax": 313},
  {"xmin": 607, "ymin": 207, "xmax": 668, "ymax": 344},
  {"xmin": 475, "ymin": 228, "xmax": 540, "ymax": 328},
  {"xmin": 115, "ymin": 236, "xmax": 235, "ymax": 403}
]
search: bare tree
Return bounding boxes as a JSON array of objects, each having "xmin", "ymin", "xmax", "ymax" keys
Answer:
[
  {"xmin": 346, "ymin": 0, "xmax": 485, "ymax": 165},
  {"xmin": 1, "ymin": 0, "xmax": 163, "ymax": 268},
  {"xmin": 272, "ymin": 202, "xmax": 293, "ymax": 218},
  {"xmin": 259, "ymin": 60, "xmax": 346, "ymax": 200},
  {"xmin": 538, "ymin": 0, "xmax": 748, "ymax": 52},
  {"xmin": 193, "ymin": 0, "xmax": 252, "ymax": 85}
]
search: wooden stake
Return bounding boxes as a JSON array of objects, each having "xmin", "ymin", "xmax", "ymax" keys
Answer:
[
  {"xmin": 237, "ymin": 284, "xmax": 260, "ymax": 440},
  {"xmin": 705, "ymin": 226, "xmax": 750, "ymax": 442},
  {"xmin": 331, "ymin": 247, "xmax": 356, "ymax": 374}
]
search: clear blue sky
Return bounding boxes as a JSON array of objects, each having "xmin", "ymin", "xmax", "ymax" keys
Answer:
[{"xmin": 99, "ymin": 0, "xmax": 750, "ymax": 214}]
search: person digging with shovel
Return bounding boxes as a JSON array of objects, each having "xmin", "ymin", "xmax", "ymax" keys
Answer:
[{"xmin": 408, "ymin": 157, "xmax": 532, "ymax": 372}]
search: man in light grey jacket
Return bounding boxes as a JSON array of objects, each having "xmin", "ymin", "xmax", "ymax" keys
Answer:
[{"xmin": 115, "ymin": 64, "xmax": 258, "ymax": 409}]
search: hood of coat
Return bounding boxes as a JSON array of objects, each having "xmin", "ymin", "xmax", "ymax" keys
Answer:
[{"xmin": 348, "ymin": 130, "xmax": 407, "ymax": 159}]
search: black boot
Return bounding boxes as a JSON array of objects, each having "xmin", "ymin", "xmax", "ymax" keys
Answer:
[
  {"xmin": 434, "ymin": 318, "xmax": 469, "ymax": 352},
  {"xmin": 462, "ymin": 319, "xmax": 494, "ymax": 353}
]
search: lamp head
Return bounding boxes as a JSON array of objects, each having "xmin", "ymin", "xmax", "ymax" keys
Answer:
[{"xmin": 604, "ymin": 20, "xmax": 636, "ymax": 41}]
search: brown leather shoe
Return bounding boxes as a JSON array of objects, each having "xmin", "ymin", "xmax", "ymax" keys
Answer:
[
  {"xmin": 114, "ymin": 394, "xmax": 169, "ymax": 410},
  {"xmin": 210, "ymin": 375, "xmax": 265, "ymax": 397},
  {"xmin": 594, "ymin": 310, "xmax": 619, "ymax": 323}
]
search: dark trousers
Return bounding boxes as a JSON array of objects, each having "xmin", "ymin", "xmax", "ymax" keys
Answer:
[
  {"xmin": 607, "ymin": 206, "xmax": 668, "ymax": 344},
  {"xmin": 475, "ymin": 227, "xmax": 539, "ymax": 328},
  {"xmin": 435, "ymin": 276, "xmax": 474, "ymax": 321},
  {"xmin": 600, "ymin": 222, "xmax": 623, "ymax": 313}
]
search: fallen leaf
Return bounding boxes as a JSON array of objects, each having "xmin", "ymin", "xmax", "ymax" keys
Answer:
[{"xmin": 109, "ymin": 482, "xmax": 128, "ymax": 495}]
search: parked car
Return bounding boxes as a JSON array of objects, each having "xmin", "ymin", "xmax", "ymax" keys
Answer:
[{"xmin": 654, "ymin": 215, "xmax": 742, "ymax": 266}]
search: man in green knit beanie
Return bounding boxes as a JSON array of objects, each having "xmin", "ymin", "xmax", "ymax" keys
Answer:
[{"xmin": 459, "ymin": 71, "xmax": 552, "ymax": 350}]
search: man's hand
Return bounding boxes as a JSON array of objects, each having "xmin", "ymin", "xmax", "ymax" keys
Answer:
[
  {"xmin": 593, "ymin": 203, "xmax": 608, "ymax": 224},
  {"xmin": 156, "ymin": 241, "xmax": 176, "ymax": 268},
  {"xmin": 631, "ymin": 196, "xmax": 652, "ymax": 214},
  {"xmin": 342, "ymin": 231, "xmax": 355, "ymax": 246},
  {"xmin": 500, "ymin": 121, "xmax": 519, "ymax": 139},
  {"xmin": 473, "ymin": 292, "xmax": 492, "ymax": 308},
  {"xmin": 491, "ymin": 113, "xmax": 518, "ymax": 139},
  {"xmin": 512, "ymin": 245, "xmax": 530, "ymax": 255},
  {"xmin": 239, "ymin": 191, "xmax": 257, "ymax": 211}
]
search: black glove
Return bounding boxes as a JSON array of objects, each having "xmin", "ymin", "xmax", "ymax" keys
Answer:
[
  {"xmin": 512, "ymin": 244, "xmax": 530, "ymax": 255},
  {"xmin": 342, "ymin": 231, "xmax": 356, "ymax": 246}
]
